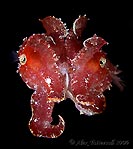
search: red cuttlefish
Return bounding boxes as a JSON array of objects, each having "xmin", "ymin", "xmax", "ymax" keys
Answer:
[{"xmin": 17, "ymin": 15, "xmax": 123, "ymax": 138}]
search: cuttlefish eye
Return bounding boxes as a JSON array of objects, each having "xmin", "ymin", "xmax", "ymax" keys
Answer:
[
  {"xmin": 100, "ymin": 57, "xmax": 106, "ymax": 68},
  {"xmin": 19, "ymin": 54, "xmax": 27, "ymax": 65}
]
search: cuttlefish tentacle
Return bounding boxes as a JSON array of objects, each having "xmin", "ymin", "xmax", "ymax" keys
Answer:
[{"xmin": 29, "ymin": 91, "xmax": 65, "ymax": 138}]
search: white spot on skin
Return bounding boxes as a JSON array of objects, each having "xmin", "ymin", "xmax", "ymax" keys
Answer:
[
  {"xmin": 100, "ymin": 83, "xmax": 103, "ymax": 86},
  {"xmin": 41, "ymin": 72, "xmax": 44, "ymax": 76},
  {"xmin": 96, "ymin": 106, "xmax": 99, "ymax": 110},
  {"xmin": 48, "ymin": 107, "xmax": 51, "ymax": 110},
  {"xmin": 51, "ymin": 134, "xmax": 56, "ymax": 138},
  {"xmin": 50, "ymin": 90, "xmax": 54, "ymax": 94},
  {"xmin": 47, "ymin": 44, "xmax": 50, "ymax": 48},
  {"xmin": 34, "ymin": 84, "xmax": 38, "ymax": 89},
  {"xmin": 53, "ymin": 53, "xmax": 56, "ymax": 57},
  {"xmin": 43, "ymin": 121, "xmax": 50, "ymax": 128},
  {"xmin": 71, "ymin": 80, "xmax": 78, "ymax": 85},
  {"xmin": 97, "ymin": 95, "xmax": 100, "ymax": 98},
  {"xmin": 34, "ymin": 118, "xmax": 38, "ymax": 122},
  {"xmin": 84, "ymin": 78, "xmax": 89, "ymax": 83},
  {"xmin": 35, "ymin": 101, "xmax": 38, "ymax": 105},
  {"xmin": 45, "ymin": 77, "xmax": 52, "ymax": 86},
  {"xmin": 80, "ymin": 111, "xmax": 84, "ymax": 115},
  {"xmin": 45, "ymin": 78, "xmax": 51, "ymax": 84},
  {"xmin": 53, "ymin": 55, "xmax": 59, "ymax": 61},
  {"xmin": 23, "ymin": 37, "xmax": 27, "ymax": 41}
]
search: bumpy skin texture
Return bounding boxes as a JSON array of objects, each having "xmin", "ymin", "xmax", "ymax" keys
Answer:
[{"xmin": 17, "ymin": 15, "xmax": 123, "ymax": 138}]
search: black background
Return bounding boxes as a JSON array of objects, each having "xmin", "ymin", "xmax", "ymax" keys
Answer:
[{"xmin": 1, "ymin": 0, "xmax": 132, "ymax": 147}]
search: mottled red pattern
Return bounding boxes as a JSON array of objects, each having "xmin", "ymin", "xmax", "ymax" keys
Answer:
[{"xmin": 17, "ymin": 15, "xmax": 123, "ymax": 138}]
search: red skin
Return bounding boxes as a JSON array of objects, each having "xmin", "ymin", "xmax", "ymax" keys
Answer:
[{"xmin": 17, "ymin": 15, "xmax": 123, "ymax": 138}]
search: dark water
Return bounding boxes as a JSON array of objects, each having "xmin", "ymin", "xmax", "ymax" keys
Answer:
[{"xmin": 2, "ymin": 1, "xmax": 132, "ymax": 147}]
